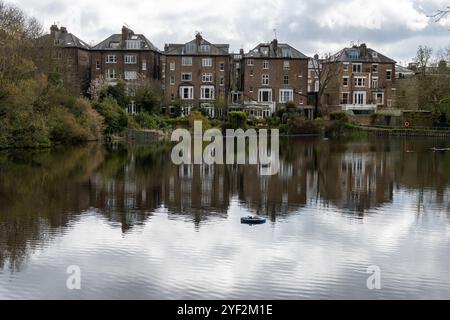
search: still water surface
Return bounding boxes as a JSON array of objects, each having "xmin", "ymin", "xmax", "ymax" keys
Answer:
[{"xmin": 0, "ymin": 137, "xmax": 449, "ymax": 299}]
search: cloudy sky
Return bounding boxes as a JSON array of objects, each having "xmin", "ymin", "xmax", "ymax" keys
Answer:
[{"xmin": 9, "ymin": 0, "xmax": 450, "ymax": 64}]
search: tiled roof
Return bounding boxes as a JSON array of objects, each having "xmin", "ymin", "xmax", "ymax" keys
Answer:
[
  {"xmin": 245, "ymin": 42, "xmax": 308, "ymax": 59},
  {"xmin": 53, "ymin": 32, "xmax": 91, "ymax": 50},
  {"xmin": 165, "ymin": 37, "xmax": 229, "ymax": 55},
  {"xmin": 332, "ymin": 45, "xmax": 396, "ymax": 64},
  {"xmin": 92, "ymin": 34, "xmax": 159, "ymax": 51}
]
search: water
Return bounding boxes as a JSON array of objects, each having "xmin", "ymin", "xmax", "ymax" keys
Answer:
[{"xmin": 0, "ymin": 137, "xmax": 449, "ymax": 299}]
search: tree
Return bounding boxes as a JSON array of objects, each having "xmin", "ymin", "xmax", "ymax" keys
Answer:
[
  {"xmin": 415, "ymin": 46, "xmax": 433, "ymax": 76},
  {"xmin": 311, "ymin": 53, "xmax": 341, "ymax": 118}
]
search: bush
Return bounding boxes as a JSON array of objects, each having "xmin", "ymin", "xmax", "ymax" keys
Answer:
[
  {"xmin": 93, "ymin": 97, "xmax": 128, "ymax": 134},
  {"xmin": 288, "ymin": 117, "xmax": 321, "ymax": 135},
  {"xmin": 134, "ymin": 113, "xmax": 169, "ymax": 130},
  {"xmin": 228, "ymin": 111, "xmax": 248, "ymax": 129},
  {"xmin": 330, "ymin": 111, "xmax": 349, "ymax": 122}
]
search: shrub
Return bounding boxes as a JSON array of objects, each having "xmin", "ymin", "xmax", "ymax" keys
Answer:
[
  {"xmin": 228, "ymin": 111, "xmax": 248, "ymax": 129},
  {"xmin": 93, "ymin": 97, "xmax": 128, "ymax": 134},
  {"xmin": 330, "ymin": 111, "xmax": 349, "ymax": 122}
]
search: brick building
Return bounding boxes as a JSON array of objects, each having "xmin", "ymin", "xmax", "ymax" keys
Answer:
[
  {"xmin": 238, "ymin": 39, "xmax": 311, "ymax": 119},
  {"xmin": 90, "ymin": 26, "xmax": 161, "ymax": 113},
  {"xmin": 162, "ymin": 33, "xmax": 230, "ymax": 118},
  {"xmin": 35, "ymin": 25, "xmax": 91, "ymax": 95},
  {"xmin": 322, "ymin": 43, "xmax": 396, "ymax": 115}
]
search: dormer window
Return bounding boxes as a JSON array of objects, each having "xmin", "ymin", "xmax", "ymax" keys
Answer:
[
  {"xmin": 348, "ymin": 49, "xmax": 359, "ymax": 59},
  {"xmin": 185, "ymin": 43, "xmax": 196, "ymax": 54},
  {"xmin": 199, "ymin": 45, "xmax": 210, "ymax": 53},
  {"xmin": 126, "ymin": 40, "xmax": 141, "ymax": 49},
  {"xmin": 260, "ymin": 46, "xmax": 269, "ymax": 56},
  {"xmin": 109, "ymin": 42, "xmax": 120, "ymax": 49},
  {"xmin": 282, "ymin": 48, "xmax": 291, "ymax": 58},
  {"xmin": 372, "ymin": 52, "xmax": 378, "ymax": 59}
]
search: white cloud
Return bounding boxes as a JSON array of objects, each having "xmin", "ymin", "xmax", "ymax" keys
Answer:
[{"xmin": 6, "ymin": 0, "xmax": 450, "ymax": 62}]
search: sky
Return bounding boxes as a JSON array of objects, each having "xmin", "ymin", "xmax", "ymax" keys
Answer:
[{"xmin": 8, "ymin": 0, "xmax": 450, "ymax": 65}]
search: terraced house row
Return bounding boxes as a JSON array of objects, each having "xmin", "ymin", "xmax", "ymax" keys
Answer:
[{"xmin": 40, "ymin": 25, "xmax": 398, "ymax": 119}]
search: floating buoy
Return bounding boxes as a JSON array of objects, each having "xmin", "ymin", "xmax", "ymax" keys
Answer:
[
  {"xmin": 404, "ymin": 121, "xmax": 410, "ymax": 128},
  {"xmin": 241, "ymin": 216, "xmax": 267, "ymax": 225}
]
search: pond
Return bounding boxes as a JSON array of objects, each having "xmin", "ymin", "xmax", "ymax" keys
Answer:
[{"xmin": 0, "ymin": 137, "xmax": 449, "ymax": 299}]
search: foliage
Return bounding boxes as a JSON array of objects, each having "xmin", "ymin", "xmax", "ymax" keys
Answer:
[
  {"xmin": 93, "ymin": 97, "xmax": 128, "ymax": 135},
  {"xmin": 329, "ymin": 111, "xmax": 349, "ymax": 122},
  {"xmin": 134, "ymin": 113, "xmax": 169, "ymax": 130},
  {"xmin": 227, "ymin": 111, "xmax": 248, "ymax": 129}
]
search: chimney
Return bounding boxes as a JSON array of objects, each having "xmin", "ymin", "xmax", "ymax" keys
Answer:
[
  {"xmin": 60, "ymin": 26, "xmax": 67, "ymax": 34},
  {"xmin": 360, "ymin": 43, "xmax": 367, "ymax": 57},
  {"xmin": 122, "ymin": 25, "xmax": 134, "ymax": 43},
  {"xmin": 195, "ymin": 32, "xmax": 203, "ymax": 46},
  {"xmin": 240, "ymin": 48, "xmax": 244, "ymax": 55},
  {"xmin": 314, "ymin": 53, "xmax": 319, "ymax": 60},
  {"xmin": 50, "ymin": 25, "xmax": 59, "ymax": 36},
  {"xmin": 272, "ymin": 38, "xmax": 278, "ymax": 56}
]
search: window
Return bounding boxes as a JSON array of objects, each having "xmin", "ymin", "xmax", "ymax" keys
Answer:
[
  {"xmin": 341, "ymin": 92, "xmax": 349, "ymax": 104},
  {"xmin": 386, "ymin": 70, "xmax": 392, "ymax": 80},
  {"xmin": 343, "ymin": 77, "xmax": 349, "ymax": 87},
  {"xmin": 200, "ymin": 86, "xmax": 215, "ymax": 100},
  {"xmin": 353, "ymin": 92, "xmax": 366, "ymax": 105},
  {"xmin": 247, "ymin": 59, "xmax": 254, "ymax": 66},
  {"xmin": 169, "ymin": 76, "xmax": 175, "ymax": 85},
  {"xmin": 262, "ymin": 74, "xmax": 269, "ymax": 86},
  {"xmin": 283, "ymin": 75, "xmax": 289, "ymax": 86},
  {"xmin": 354, "ymin": 77, "xmax": 366, "ymax": 87},
  {"xmin": 220, "ymin": 62, "xmax": 225, "ymax": 71},
  {"xmin": 258, "ymin": 89, "xmax": 272, "ymax": 102},
  {"xmin": 126, "ymin": 40, "xmax": 141, "ymax": 49},
  {"xmin": 180, "ymin": 86, "xmax": 194, "ymax": 100},
  {"xmin": 263, "ymin": 60, "xmax": 269, "ymax": 69},
  {"xmin": 170, "ymin": 62, "xmax": 176, "ymax": 71},
  {"xmin": 260, "ymin": 47, "xmax": 269, "ymax": 56},
  {"xmin": 279, "ymin": 89, "xmax": 293, "ymax": 103},
  {"xmin": 125, "ymin": 55, "xmax": 137, "ymax": 64},
  {"xmin": 372, "ymin": 52, "xmax": 378, "ymax": 59},
  {"xmin": 202, "ymin": 73, "xmax": 213, "ymax": 83},
  {"xmin": 185, "ymin": 43, "xmax": 195, "ymax": 54},
  {"xmin": 202, "ymin": 58, "xmax": 212, "ymax": 67},
  {"xmin": 124, "ymin": 71, "xmax": 137, "ymax": 80},
  {"xmin": 181, "ymin": 73, "xmax": 192, "ymax": 81},
  {"xmin": 372, "ymin": 64, "xmax": 379, "ymax": 73},
  {"xmin": 282, "ymin": 48, "xmax": 291, "ymax": 58},
  {"xmin": 372, "ymin": 77, "xmax": 379, "ymax": 88},
  {"xmin": 352, "ymin": 63, "xmax": 362, "ymax": 73},
  {"xmin": 250, "ymin": 69, "xmax": 254, "ymax": 77},
  {"xmin": 220, "ymin": 77, "xmax": 224, "ymax": 86},
  {"xmin": 95, "ymin": 60, "xmax": 100, "ymax": 70},
  {"xmin": 283, "ymin": 61, "xmax": 290, "ymax": 70},
  {"xmin": 374, "ymin": 92, "xmax": 384, "ymax": 105},
  {"xmin": 299, "ymin": 98, "xmax": 304, "ymax": 105},
  {"xmin": 142, "ymin": 60, "xmax": 147, "ymax": 71},
  {"xmin": 106, "ymin": 55, "xmax": 117, "ymax": 63},
  {"xmin": 343, "ymin": 63, "xmax": 349, "ymax": 72},
  {"xmin": 106, "ymin": 69, "xmax": 116, "ymax": 79},
  {"xmin": 182, "ymin": 57, "xmax": 192, "ymax": 66},
  {"xmin": 348, "ymin": 49, "xmax": 359, "ymax": 59},
  {"xmin": 199, "ymin": 44, "xmax": 210, "ymax": 53}
]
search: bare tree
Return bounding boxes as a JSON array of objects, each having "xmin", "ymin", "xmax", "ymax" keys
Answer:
[
  {"xmin": 415, "ymin": 46, "xmax": 433, "ymax": 76},
  {"xmin": 310, "ymin": 53, "xmax": 340, "ymax": 117},
  {"xmin": 428, "ymin": 7, "xmax": 450, "ymax": 22}
]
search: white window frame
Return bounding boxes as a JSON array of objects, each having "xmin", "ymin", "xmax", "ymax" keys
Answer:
[
  {"xmin": 142, "ymin": 60, "xmax": 147, "ymax": 71},
  {"xmin": 126, "ymin": 40, "xmax": 141, "ymax": 49},
  {"xmin": 95, "ymin": 60, "xmax": 100, "ymax": 70},
  {"xmin": 124, "ymin": 71, "xmax": 138, "ymax": 80},
  {"xmin": 354, "ymin": 76, "xmax": 366, "ymax": 88},
  {"xmin": 124, "ymin": 55, "xmax": 137, "ymax": 64},
  {"xmin": 343, "ymin": 76, "xmax": 349, "ymax": 87},
  {"xmin": 106, "ymin": 68, "xmax": 117, "ymax": 79},
  {"xmin": 374, "ymin": 92, "xmax": 384, "ymax": 105},
  {"xmin": 180, "ymin": 86, "xmax": 194, "ymax": 100},
  {"xmin": 181, "ymin": 72, "xmax": 192, "ymax": 81},
  {"xmin": 343, "ymin": 63, "xmax": 349, "ymax": 72},
  {"xmin": 170, "ymin": 62, "xmax": 176, "ymax": 71},
  {"xmin": 353, "ymin": 91, "xmax": 367, "ymax": 105},
  {"xmin": 202, "ymin": 73, "xmax": 213, "ymax": 83},
  {"xmin": 182, "ymin": 57, "xmax": 193, "ymax": 66},
  {"xmin": 279, "ymin": 89, "xmax": 294, "ymax": 103},
  {"xmin": 262, "ymin": 74, "xmax": 269, "ymax": 86},
  {"xmin": 352, "ymin": 63, "xmax": 362, "ymax": 73},
  {"xmin": 220, "ymin": 77, "xmax": 225, "ymax": 86},
  {"xmin": 219, "ymin": 62, "xmax": 225, "ymax": 72},
  {"xmin": 372, "ymin": 77, "xmax": 379, "ymax": 89},
  {"xmin": 200, "ymin": 86, "xmax": 215, "ymax": 100},
  {"xmin": 283, "ymin": 61, "xmax": 290, "ymax": 70},
  {"xmin": 283, "ymin": 75, "xmax": 289, "ymax": 86},
  {"xmin": 247, "ymin": 59, "xmax": 254, "ymax": 66},
  {"xmin": 199, "ymin": 44, "xmax": 210, "ymax": 53},
  {"xmin": 386, "ymin": 69, "xmax": 392, "ymax": 80},
  {"xmin": 263, "ymin": 60, "xmax": 269, "ymax": 69},
  {"xmin": 202, "ymin": 58, "xmax": 213, "ymax": 67},
  {"xmin": 258, "ymin": 89, "xmax": 272, "ymax": 103},
  {"xmin": 169, "ymin": 76, "xmax": 175, "ymax": 85},
  {"xmin": 106, "ymin": 55, "xmax": 117, "ymax": 64},
  {"xmin": 372, "ymin": 64, "xmax": 379, "ymax": 73}
]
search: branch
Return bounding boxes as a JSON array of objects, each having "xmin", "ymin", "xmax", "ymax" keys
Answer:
[{"xmin": 428, "ymin": 7, "xmax": 450, "ymax": 22}]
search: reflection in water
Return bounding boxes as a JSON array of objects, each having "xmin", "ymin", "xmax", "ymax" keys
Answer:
[{"xmin": 0, "ymin": 138, "xmax": 449, "ymax": 299}]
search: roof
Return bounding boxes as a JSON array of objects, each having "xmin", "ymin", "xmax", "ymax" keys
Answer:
[
  {"xmin": 164, "ymin": 36, "xmax": 229, "ymax": 55},
  {"xmin": 245, "ymin": 41, "xmax": 308, "ymax": 59},
  {"xmin": 92, "ymin": 33, "xmax": 159, "ymax": 51},
  {"xmin": 396, "ymin": 65, "xmax": 415, "ymax": 74},
  {"xmin": 331, "ymin": 45, "xmax": 396, "ymax": 64},
  {"xmin": 44, "ymin": 29, "xmax": 91, "ymax": 50}
]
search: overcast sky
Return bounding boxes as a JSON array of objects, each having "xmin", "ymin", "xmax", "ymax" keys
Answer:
[{"xmin": 9, "ymin": 0, "xmax": 450, "ymax": 65}]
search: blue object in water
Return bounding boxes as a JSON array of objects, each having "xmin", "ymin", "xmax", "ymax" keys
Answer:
[{"xmin": 241, "ymin": 216, "xmax": 267, "ymax": 225}]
